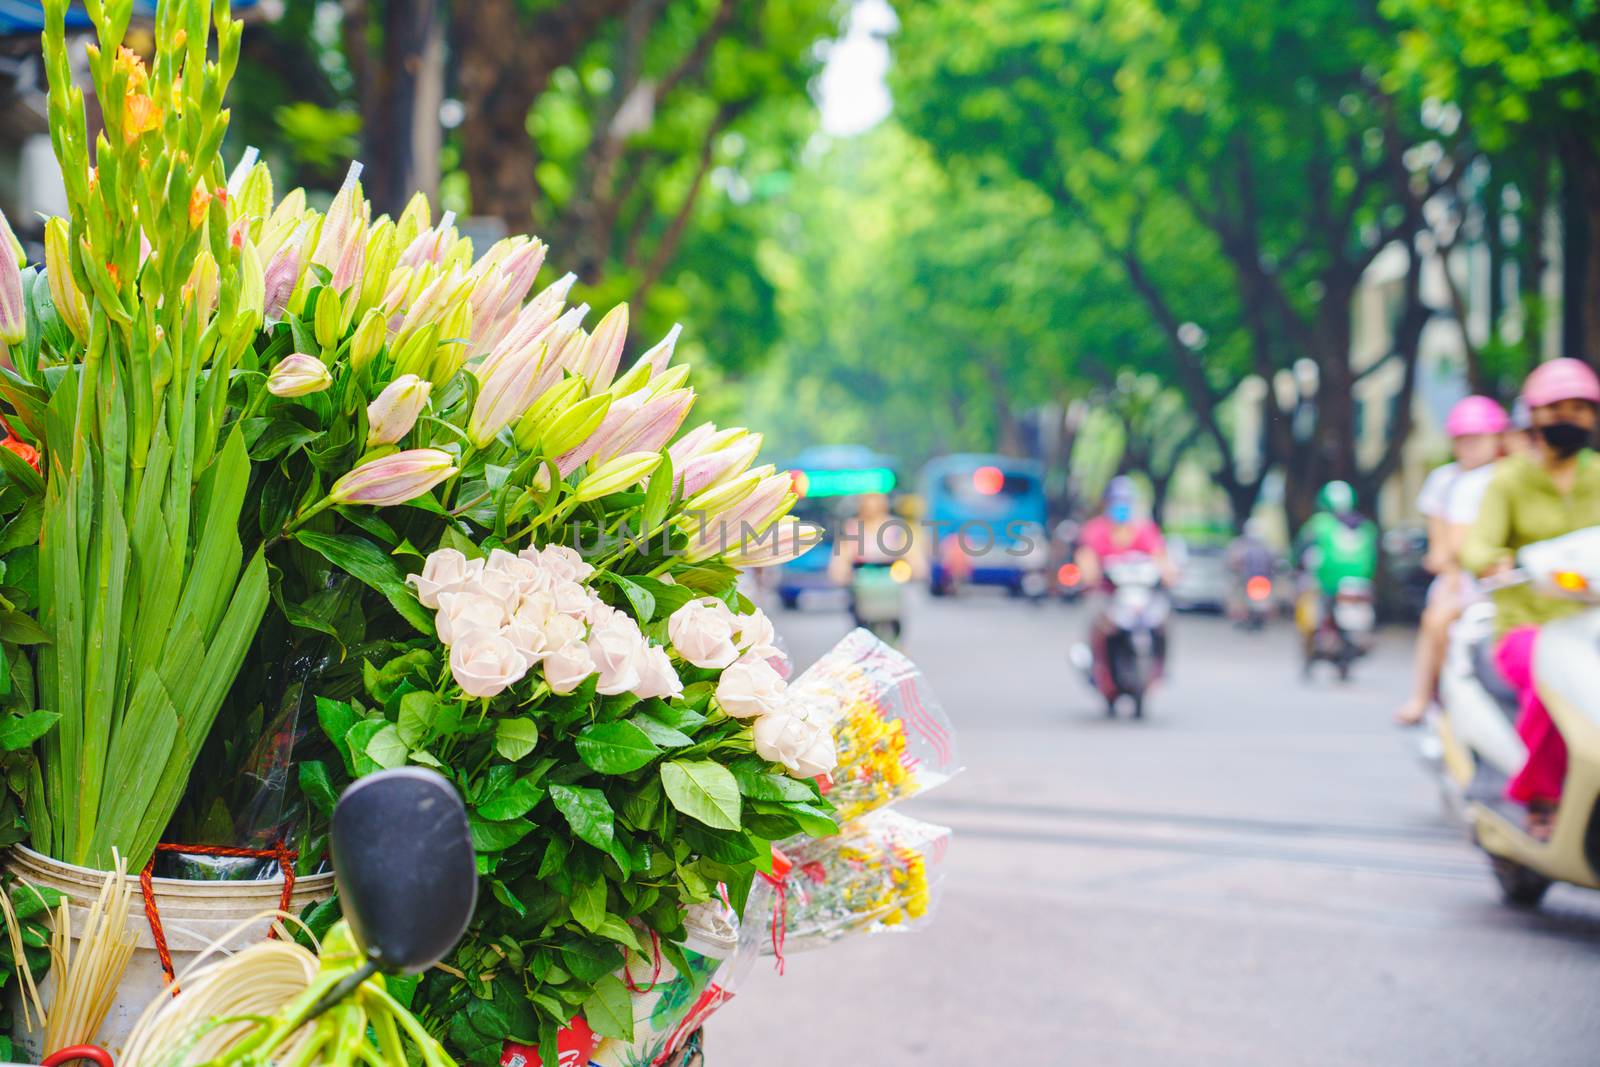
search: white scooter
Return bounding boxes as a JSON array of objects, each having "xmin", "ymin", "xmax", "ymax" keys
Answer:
[{"xmin": 1421, "ymin": 527, "xmax": 1600, "ymax": 907}]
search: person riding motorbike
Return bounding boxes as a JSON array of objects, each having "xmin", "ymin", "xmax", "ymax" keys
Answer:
[
  {"xmin": 1294, "ymin": 480, "xmax": 1378, "ymax": 660},
  {"xmin": 1395, "ymin": 396, "xmax": 1509, "ymax": 725},
  {"xmin": 829, "ymin": 492, "xmax": 920, "ymax": 632},
  {"xmin": 1226, "ymin": 518, "xmax": 1277, "ymax": 626},
  {"xmin": 1461, "ymin": 358, "xmax": 1600, "ymax": 839},
  {"xmin": 1075, "ymin": 478, "xmax": 1175, "ymax": 689}
]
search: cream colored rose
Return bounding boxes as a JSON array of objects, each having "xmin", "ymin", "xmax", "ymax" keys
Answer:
[
  {"xmin": 668, "ymin": 598, "xmax": 739, "ymax": 669},
  {"xmin": 407, "ymin": 548, "xmax": 485, "ymax": 609},
  {"xmin": 752, "ymin": 703, "xmax": 838, "ymax": 778},
  {"xmin": 543, "ymin": 640, "xmax": 596, "ymax": 695},
  {"xmin": 634, "ymin": 644, "xmax": 683, "ymax": 700},
  {"xmin": 484, "ymin": 548, "xmax": 546, "ymax": 600},
  {"xmin": 734, "ymin": 608, "xmax": 787, "ymax": 672},
  {"xmin": 548, "ymin": 579, "xmax": 593, "ymax": 619},
  {"xmin": 435, "ymin": 591, "xmax": 507, "ymax": 645},
  {"xmin": 714, "ymin": 657, "xmax": 786, "ymax": 719},
  {"xmin": 520, "ymin": 543, "xmax": 594, "ymax": 583},
  {"xmin": 587, "ymin": 606, "xmax": 647, "ymax": 696},
  {"xmin": 449, "ymin": 630, "xmax": 529, "ymax": 698}
]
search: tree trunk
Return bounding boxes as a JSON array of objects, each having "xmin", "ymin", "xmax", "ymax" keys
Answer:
[
  {"xmin": 363, "ymin": 0, "xmax": 444, "ymax": 218},
  {"xmin": 453, "ymin": 0, "xmax": 631, "ymax": 230},
  {"xmin": 1560, "ymin": 136, "xmax": 1600, "ymax": 369}
]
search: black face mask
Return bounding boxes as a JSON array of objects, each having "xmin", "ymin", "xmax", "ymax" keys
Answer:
[{"xmin": 1539, "ymin": 421, "xmax": 1591, "ymax": 457}]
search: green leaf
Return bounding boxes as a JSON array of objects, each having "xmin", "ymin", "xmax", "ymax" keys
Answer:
[
  {"xmin": 582, "ymin": 974, "xmax": 634, "ymax": 1043},
  {"xmin": 603, "ymin": 573, "xmax": 656, "ymax": 624},
  {"xmin": 628, "ymin": 714, "xmax": 692, "ymax": 749},
  {"xmin": 595, "ymin": 914, "xmax": 643, "ymax": 951},
  {"xmin": 784, "ymin": 801, "xmax": 840, "ymax": 838},
  {"xmin": 575, "ymin": 720, "xmax": 661, "ymax": 774},
  {"xmin": 295, "ymin": 530, "xmax": 435, "ymax": 636},
  {"xmin": 345, "ymin": 718, "xmax": 388, "ymax": 777},
  {"xmin": 549, "ymin": 783, "xmax": 615, "ymax": 851},
  {"xmin": 642, "ymin": 700, "xmax": 706, "ymax": 733},
  {"xmin": 297, "ymin": 760, "xmax": 339, "ymax": 816},
  {"xmin": 495, "ymin": 717, "xmax": 539, "ymax": 762},
  {"xmin": 641, "ymin": 453, "xmax": 673, "ymax": 538},
  {"xmin": 469, "ymin": 816, "xmax": 535, "ymax": 852},
  {"xmin": 731, "ymin": 761, "xmax": 819, "ymax": 803},
  {"xmin": 569, "ymin": 877, "xmax": 606, "ymax": 932},
  {"xmin": 660, "ymin": 760, "xmax": 741, "ymax": 831},
  {"xmin": 316, "ymin": 697, "xmax": 359, "ymax": 773},
  {"xmin": 0, "ymin": 612, "xmax": 49, "ymax": 645},
  {"xmin": 396, "ymin": 690, "xmax": 437, "ymax": 747},
  {"xmin": 0, "ymin": 710, "xmax": 54, "ymax": 752},
  {"xmin": 475, "ymin": 775, "xmax": 543, "ymax": 821},
  {"xmin": 364, "ymin": 723, "xmax": 407, "ymax": 770}
]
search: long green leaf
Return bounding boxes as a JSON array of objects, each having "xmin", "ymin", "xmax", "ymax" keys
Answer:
[{"xmin": 294, "ymin": 531, "xmax": 436, "ymax": 636}]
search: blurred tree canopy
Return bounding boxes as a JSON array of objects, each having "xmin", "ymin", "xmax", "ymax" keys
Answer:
[
  {"xmin": 232, "ymin": 0, "xmax": 841, "ymax": 376},
  {"xmin": 892, "ymin": 0, "xmax": 1461, "ymax": 526}
]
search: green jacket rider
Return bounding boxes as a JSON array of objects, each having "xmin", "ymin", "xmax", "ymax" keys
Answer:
[{"xmin": 1296, "ymin": 481, "xmax": 1379, "ymax": 596}]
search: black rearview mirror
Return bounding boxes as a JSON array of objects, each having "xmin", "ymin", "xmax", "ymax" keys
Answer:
[{"xmin": 330, "ymin": 767, "xmax": 478, "ymax": 974}]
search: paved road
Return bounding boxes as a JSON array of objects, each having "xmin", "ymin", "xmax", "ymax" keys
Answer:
[{"xmin": 715, "ymin": 590, "xmax": 1600, "ymax": 1066}]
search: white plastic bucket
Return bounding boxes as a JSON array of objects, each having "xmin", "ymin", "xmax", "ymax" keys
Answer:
[{"xmin": 5, "ymin": 844, "xmax": 334, "ymax": 1059}]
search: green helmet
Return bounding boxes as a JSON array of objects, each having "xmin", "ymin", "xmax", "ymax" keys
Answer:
[{"xmin": 1318, "ymin": 480, "xmax": 1356, "ymax": 515}]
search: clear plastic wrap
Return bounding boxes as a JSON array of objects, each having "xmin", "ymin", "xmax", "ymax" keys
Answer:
[
  {"xmin": 760, "ymin": 810, "xmax": 951, "ymax": 955},
  {"xmin": 788, "ymin": 628, "xmax": 961, "ymax": 821}
]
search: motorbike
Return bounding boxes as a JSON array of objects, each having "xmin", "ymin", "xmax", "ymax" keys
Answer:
[
  {"xmin": 1238, "ymin": 574, "xmax": 1274, "ymax": 631},
  {"xmin": 1297, "ymin": 576, "xmax": 1374, "ymax": 681},
  {"xmin": 850, "ymin": 559, "xmax": 910, "ymax": 643},
  {"xmin": 1420, "ymin": 527, "xmax": 1600, "ymax": 909},
  {"xmin": 1075, "ymin": 554, "xmax": 1169, "ymax": 719}
]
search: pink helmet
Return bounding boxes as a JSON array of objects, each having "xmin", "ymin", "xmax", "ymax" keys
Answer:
[
  {"xmin": 1445, "ymin": 395, "xmax": 1510, "ymax": 437},
  {"xmin": 1523, "ymin": 358, "xmax": 1600, "ymax": 408}
]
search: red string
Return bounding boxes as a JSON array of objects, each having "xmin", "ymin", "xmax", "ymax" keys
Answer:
[
  {"xmin": 758, "ymin": 871, "xmax": 788, "ymax": 976},
  {"xmin": 622, "ymin": 927, "xmax": 663, "ymax": 994},
  {"xmin": 139, "ymin": 840, "xmax": 299, "ymax": 992}
]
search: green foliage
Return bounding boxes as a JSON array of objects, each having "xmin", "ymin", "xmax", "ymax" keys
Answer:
[{"xmin": 304, "ymin": 553, "xmax": 833, "ymax": 1048}]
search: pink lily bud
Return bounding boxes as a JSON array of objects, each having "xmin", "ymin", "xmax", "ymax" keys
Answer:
[
  {"xmin": 592, "ymin": 388, "xmax": 694, "ymax": 466},
  {"xmin": 330, "ymin": 448, "xmax": 458, "ymax": 507},
  {"xmin": 678, "ymin": 433, "xmax": 761, "ymax": 498},
  {"xmin": 574, "ymin": 303, "xmax": 628, "ymax": 390},
  {"xmin": 511, "ymin": 272, "xmax": 577, "ymax": 346},
  {"xmin": 398, "ymin": 210, "xmax": 457, "ymax": 271},
  {"xmin": 556, "ymin": 392, "xmax": 640, "ymax": 476},
  {"xmin": 492, "ymin": 238, "xmax": 547, "ymax": 320},
  {"xmin": 668, "ymin": 423, "xmax": 717, "ymax": 468},
  {"xmin": 0, "ymin": 207, "xmax": 26, "ymax": 346},
  {"xmin": 468, "ymin": 342, "xmax": 552, "ymax": 448},
  {"xmin": 311, "ymin": 162, "xmax": 369, "ymax": 293},
  {"xmin": 686, "ymin": 471, "xmax": 794, "ymax": 562},
  {"xmin": 366, "ymin": 373, "xmax": 432, "ymax": 447},
  {"xmin": 725, "ymin": 518, "xmax": 825, "ymax": 568},
  {"xmin": 267, "ymin": 353, "xmax": 333, "ymax": 397},
  {"xmin": 640, "ymin": 323, "xmax": 681, "ymax": 376},
  {"xmin": 262, "ymin": 223, "xmax": 308, "ymax": 320}
]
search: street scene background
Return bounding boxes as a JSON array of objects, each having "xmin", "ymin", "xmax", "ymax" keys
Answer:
[{"xmin": 722, "ymin": 593, "xmax": 1600, "ymax": 1066}]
